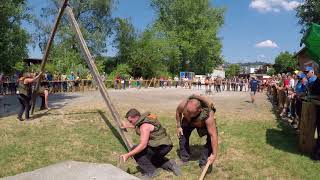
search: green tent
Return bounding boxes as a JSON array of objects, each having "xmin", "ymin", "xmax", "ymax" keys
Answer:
[{"xmin": 301, "ymin": 23, "xmax": 320, "ymax": 65}]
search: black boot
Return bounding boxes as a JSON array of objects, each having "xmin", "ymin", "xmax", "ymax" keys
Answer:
[{"xmin": 161, "ymin": 159, "xmax": 181, "ymax": 176}]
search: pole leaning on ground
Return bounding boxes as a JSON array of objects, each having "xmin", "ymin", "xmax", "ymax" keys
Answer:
[
  {"xmin": 31, "ymin": 0, "xmax": 69, "ymax": 115},
  {"xmin": 198, "ymin": 161, "xmax": 211, "ymax": 180},
  {"xmin": 66, "ymin": 6, "xmax": 133, "ymax": 150}
]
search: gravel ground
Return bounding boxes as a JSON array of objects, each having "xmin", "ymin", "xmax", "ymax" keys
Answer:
[{"xmin": 0, "ymin": 87, "xmax": 272, "ymax": 121}]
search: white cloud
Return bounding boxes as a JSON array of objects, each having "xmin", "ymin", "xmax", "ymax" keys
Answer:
[
  {"xmin": 249, "ymin": 0, "xmax": 302, "ymax": 13},
  {"xmin": 259, "ymin": 54, "xmax": 266, "ymax": 58},
  {"xmin": 255, "ymin": 40, "xmax": 278, "ymax": 48}
]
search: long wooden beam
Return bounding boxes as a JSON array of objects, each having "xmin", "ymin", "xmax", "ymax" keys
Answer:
[
  {"xmin": 65, "ymin": 6, "xmax": 133, "ymax": 150},
  {"xmin": 31, "ymin": 0, "xmax": 69, "ymax": 115}
]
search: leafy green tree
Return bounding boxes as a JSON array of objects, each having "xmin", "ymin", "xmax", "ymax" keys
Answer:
[
  {"xmin": 113, "ymin": 18, "xmax": 136, "ymax": 64},
  {"xmin": 296, "ymin": 0, "xmax": 320, "ymax": 33},
  {"xmin": 0, "ymin": 0, "xmax": 30, "ymax": 74},
  {"xmin": 107, "ymin": 64, "xmax": 132, "ymax": 81},
  {"xmin": 267, "ymin": 67, "xmax": 276, "ymax": 76},
  {"xmin": 34, "ymin": 0, "xmax": 115, "ymax": 75},
  {"xmin": 129, "ymin": 30, "xmax": 169, "ymax": 79},
  {"xmin": 225, "ymin": 64, "xmax": 240, "ymax": 78},
  {"xmin": 274, "ymin": 51, "xmax": 298, "ymax": 74},
  {"xmin": 151, "ymin": 0, "xmax": 224, "ymax": 74}
]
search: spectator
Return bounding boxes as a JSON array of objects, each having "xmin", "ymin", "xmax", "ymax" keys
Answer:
[
  {"xmin": 121, "ymin": 77, "xmax": 126, "ymax": 90},
  {"xmin": 249, "ymin": 77, "xmax": 258, "ymax": 103},
  {"xmin": 68, "ymin": 71, "xmax": 76, "ymax": 92},
  {"xmin": 61, "ymin": 73, "xmax": 68, "ymax": 92},
  {"xmin": 291, "ymin": 72, "xmax": 307, "ymax": 129},
  {"xmin": 74, "ymin": 73, "xmax": 81, "ymax": 91},
  {"xmin": 129, "ymin": 77, "xmax": 133, "ymax": 88},
  {"xmin": 215, "ymin": 76, "xmax": 222, "ymax": 92},
  {"xmin": 304, "ymin": 66, "xmax": 320, "ymax": 160},
  {"xmin": 138, "ymin": 77, "xmax": 143, "ymax": 89},
  {"xmin": 196, "ymin": 77, "xmax": 201, "ymax": 90},
  {"xmin": 160, "ymin": 76, "xmax": 164, "ymax": 88},
  {"xmin": 174, "ymin": 75, "xmax": 179, "ymax": 88},
  {"xmin": 114, "ymin": 75, "xmax": 120, "ymax": 90},
  {"xmin": 239, "ymin": 78, "xmax": 244, "ymax": 92},
  {"xmin": 101, "ymin": 72, "xmax": 106, "ymax": 82},
  {"xmin": 305, "ymin": 66, "xmax": 320, "ymax": 96},
  {"xmin": 287, "ymin": 74, "xmax": 296, "ymax": 119},
  {"xmin": 222, "ymin": 78, "xmax": 226, "ymax": 91},
  {"xmin": 0, "ymin": 72, "xmax": 3, "ymax": 95},
  {"xmin": 204, "ymin": 77, "xmax": 209, "ymax": 92}
]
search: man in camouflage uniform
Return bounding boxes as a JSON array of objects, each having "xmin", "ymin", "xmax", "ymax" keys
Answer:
[{"xmin": 120, "ymin": 109, "xmax": 181, "ymax": 178}]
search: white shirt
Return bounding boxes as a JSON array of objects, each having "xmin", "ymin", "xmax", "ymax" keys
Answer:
[{"xmin": 289, "ymin": 78, "xmax": 295, "ymax": 89}]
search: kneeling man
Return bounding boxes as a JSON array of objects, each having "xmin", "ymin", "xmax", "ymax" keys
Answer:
[{"xmin": 121, "ymin": 108, "xmax": 180, "ymax": 178}]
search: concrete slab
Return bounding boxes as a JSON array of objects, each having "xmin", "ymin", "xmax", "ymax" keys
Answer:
[{"xmin": 1, "ymin": 161, "xmax": 140, "ymax": 180}]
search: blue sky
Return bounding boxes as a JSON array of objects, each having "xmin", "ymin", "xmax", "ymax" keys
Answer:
[{"xmin": 25, "ymin": 0, "xmax": 304, "ymax": 63}]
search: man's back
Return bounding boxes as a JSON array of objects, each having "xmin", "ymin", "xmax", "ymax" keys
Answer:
[{"xmin": 250, "ymin": 79, "xmax": 258, "ymax": 91}]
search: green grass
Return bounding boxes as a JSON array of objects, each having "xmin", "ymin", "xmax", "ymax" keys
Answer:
[{"xmin": 0, "ymin": 109, "xmax": 320, "ymax": 179}]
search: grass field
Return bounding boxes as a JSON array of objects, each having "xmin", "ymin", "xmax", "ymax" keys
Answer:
[{"xmin": 0, "ymin": 89, "xmax": 319, "ymax": 179}]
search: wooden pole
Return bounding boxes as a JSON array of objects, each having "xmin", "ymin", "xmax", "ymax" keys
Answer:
[
  {"xmin": 198, "ymin": 161, "xmax": 211, "ymax": 180},
  {"xmin": 31, "ymin": 0, "xmax": 69, "ymax": 115},
  {"xmin": 66, "ymin": 6, "xmax": 133, "ymax": 150},
  {"xmin": 147, "ymin": 78, "xmax": 153, "ymax": 88}
]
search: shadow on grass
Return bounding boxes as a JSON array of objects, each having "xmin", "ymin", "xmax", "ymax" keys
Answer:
[
  {"xmin": 0, "ymin": 93, "xmax": 80, "ymax": 119},
  {"xmin": 97, "ymin": 110, "xmax": 128, "ymax": 151},
  {"xmin": 176, "ymin": 145, "xmax": 206, "ymax": 162},
  {"xmin": 265, "ymin": 95, "xmax": 301, "ymax": 155}
]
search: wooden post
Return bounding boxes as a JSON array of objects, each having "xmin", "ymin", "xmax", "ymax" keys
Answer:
[
  {"xmin": 31, "ymin": 0, "xmax": 69, "ymax": 115},
  {"xmin": 299, "ymin": 100, "xmax": 317, "ymax": 154},
  {"xmin": 66, "ymin": 6, "xmax": 133, "ymax": 150},
  {"xmin": 147, "ymin": 78, "xmax": 153, "ymax": 88},
  {"xmin": 81, "ymin": 79, "xmax": 84, "ymax": 92}
]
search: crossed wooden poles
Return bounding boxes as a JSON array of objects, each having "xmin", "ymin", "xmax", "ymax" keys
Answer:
[
  {"xmin": 30, "ymin": 0, "xmax": 133, "ymax": 150},
  {"xmin": 30, "ymin": 1, "xmax": 211, "ymax": 179}
]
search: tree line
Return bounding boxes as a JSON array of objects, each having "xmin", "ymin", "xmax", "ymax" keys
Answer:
[
  {"xmin": 1, "ymin": 0, "xmax": 318, "ymax": 78},
  {"xmin": 0, "ymin": 0, "xmax": 225, "ymax": 80}
]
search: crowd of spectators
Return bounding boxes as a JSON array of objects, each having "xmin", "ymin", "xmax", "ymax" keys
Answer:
[{"xmin": 266, "ymin": 66, "xmax": 320, "ymax": 160}]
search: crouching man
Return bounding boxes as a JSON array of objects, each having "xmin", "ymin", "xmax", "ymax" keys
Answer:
[
  {"xmin": 176, "ymin": 94, "xmax": 218, "ymax": 172},
  {"xmin": 120, "ymin": 108, "xmax": 181, "ymax": 178}
]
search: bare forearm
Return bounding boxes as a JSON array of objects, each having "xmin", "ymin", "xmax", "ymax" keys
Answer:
[
  {"xmin": 127, "ymin": 143, "xmax": 147, "ymax": 157},
  {"xmin": 210, "ymin": 133, "xmax": 218, "ymax": 155},
  {"xmin": 176, "ymin": 111, "xmax": 182, "ymax": 127}
]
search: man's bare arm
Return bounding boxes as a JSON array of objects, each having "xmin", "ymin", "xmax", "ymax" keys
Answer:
[
  {"xmin": 176, "ymin": 100, "xmax": 187, "ymax": 127},
  {"xmin": 122, "ymin": 123, "xmax": 153, "ymax": 160},
  {"xmin": 24, "ymin": 73, "xmax": 42, "ymax": 84},
  {"xmin": 176, "ymin": 100, "xmax": 187, "ymax": 138},
  {"xmin": 121, "ymin": 122, "xmax": 135, "ymax": 129},
  {"xmin": 205, "ymin": 111, "xmax": 218, "ymax": 164}
]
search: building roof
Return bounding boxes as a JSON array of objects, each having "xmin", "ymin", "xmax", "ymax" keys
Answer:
[
  {"xmin": 294, "ymin": 47, "xmax": 307, "ymax": 58},
  {"xmin": 23, "ymin": 58, "xmax": 42, "ymax": 66}
]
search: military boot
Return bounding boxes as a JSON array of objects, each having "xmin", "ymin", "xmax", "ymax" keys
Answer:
[{"xmin": 161, "ymin": 159, "xmax": 181, "ymax": 176}]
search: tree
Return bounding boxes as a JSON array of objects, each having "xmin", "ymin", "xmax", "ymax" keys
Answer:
[
  {"xmin": 113, "ymin": 18, "xmax": 136, "ymax": 64},
  {"xmin": 33, "ymin": 0, "xmax": 115, "ymax": 74},
  {"xmin": 107, "ymin": 64, "xmax": 132, "ymax": 81},
  {"xmin": 296, "ymin": 0, "xmax": 320, "ymax": 33},
  {"xmin": 267, "ymin": 67, "xmax": 276, "ymax": 76},
  {"xmin": 151, "ymin": 0, "xmax": 224, "ymax": 74},
  {"xmin": 274, "ymin": 51, "xmax": 298, "ymax": 74},
  {"xmin": 225, "ymin": 64, "xmax": 240, "ymax": 78},
  {"xmin": 129, "ymin": 30, "xmax": 169, "ymax": 79},
  {"xmin": 0, "ymin": 0, "xmax": 30, "ymax": 74}
]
